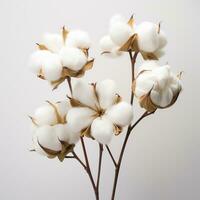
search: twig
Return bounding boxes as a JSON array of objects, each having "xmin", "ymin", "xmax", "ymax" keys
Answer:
[
  {"xmin": 96, "ymin": 144, "xmax": 103, "ymax": 192},
  {"xmin": 81, "ymin": 137, "xmax": 99, "ymax": 200},
  {"xmin": 71, "ymin": 151, "xmax": 86, "ymax": 169},
  {"xmin": 106, "ymin": 145, "xmax": 117, "ymax": 167}
]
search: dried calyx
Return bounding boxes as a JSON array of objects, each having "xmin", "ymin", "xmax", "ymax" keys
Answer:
[
  {"xmin": 99, "ymin": 14, "xmax": 167, "ymax": 60},
  {"xmin": 29, "ymin": 27, "xmax": 94, "ymax": 90}
]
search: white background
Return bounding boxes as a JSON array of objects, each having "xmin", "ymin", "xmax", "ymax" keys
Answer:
[{"xmin": 0, "ymin": 0, "xmax": 199, "ymax": 199}]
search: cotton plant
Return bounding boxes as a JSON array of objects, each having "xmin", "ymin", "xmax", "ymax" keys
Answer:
[{"xmin": 28, "ymin": 14, "xmax": 182, "ymax": 200}]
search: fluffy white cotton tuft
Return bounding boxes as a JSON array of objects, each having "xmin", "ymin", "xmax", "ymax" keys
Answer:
[
  {"xmin": 54, "ymin": 124, "xmax": 70, "ymax": 142},
  {"xmin": 96, "ymin": 79, "xmax": 117, "ymax": 109},
  {"xmin": 66, "ymin": 107, "xmax": 95, "ymax": 133},
  {"xmin": 34, "ymin": 125, "xmax": 62, "ymax": 155},
  {"xmin": 66, "ymin": 30, "xmax": 91, "ymax": 49},
  {"xmin": 135, "ymin": 22, "xmax": 159, "ymax": 52},
  {"xmin": 109, "ymin": 22, "xmax": 133, "ymax": 46},
  {"xmin": 107, "ymin": 102, "xmax": 133, "ymax": 126},
  {"xmin": 158, "ymin": 30, "xmax": 167, "ymax": 49},
  {"xmin": 109, "ymin": 14, "xmax": 126, "ymax": 26},
  {"xmin": 34, "ymin": 104, "xmax": 57, "ymax": 126},
  {"xmin": 99, "ymin": 35, "xmax": 117, "ymax": 52},
  {"xmin": 91, "ymin": 117, "xmax": 113, "ymax": 144},
  {"xmin": 42, "ymin": 33, "xmax": 63, "ymax": 53},
  {"xmin": 56, "ymin": 100, "xmax": 70, "ymax": 118},
  {"xmin": 29, "ymin": 50, "xmax": 52, "ymax": 74},
  {"xmin": 138, "ymin": 60, "xmax": 159, "ymax": 73},
  {"xmin": 59, "ymin": 47, "xmax": 87, "ymax": 71},
  {"xmin": 42, "ymin": 53, "xmax": 63, "ymax": 81},
  {"xmin": 73, "ymin": 80, "xmax": 96, "ymax": 108}
]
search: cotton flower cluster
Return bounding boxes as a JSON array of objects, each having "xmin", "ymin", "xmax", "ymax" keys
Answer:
[
  {"xmin": 99, "ymin": 14, "xmax": 167, "ymax": 59},
  {"xmin": 30, "ymin": 100, "xmax": 80, "ymax": 161},
  {"xmin": 133, "ymin": 61, "xmax": 182, "ymax": 112},
  {"xmin": 66, "ymin": 79, "xmax": 133, "ymax": 144},
  {"xmin": 29, "ymin": 27, "xmax": 94, "ymax": 89}
]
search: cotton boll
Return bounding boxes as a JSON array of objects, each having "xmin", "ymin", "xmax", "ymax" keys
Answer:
[
  {"xmin": 154, "ymin": 49, "xmax": 165, "ymax": 58},
  {"xmin": 34, "ymin": 104, "xmax": 57, "ymax": 126},
  {"xmin": 134, "ymin": 72, "xmax": 155, "ymax": 97},
  {"xmin": 136, "ymin": 22, "xmax": 159, "ymax": 52},
  {"xmin": 91, "ymin": 117, "xmax": 113, "ymax": 144},
  {"xmin": 96, "ymin": 79, "xmax": 117, "ymax": 109},
  {"xmin": 107, "ymin": 102, "xmax": 133, "ymax": 126},
  {"xmin": 138, "ymin": 60, "xmax": 159, "ymax": 73},
  {"xmin": 68, "ymin": 129, "xmax": 80, "ymax": 144},
  {"xmin": 29, "ymin": 50, "xmax": 52, "ymax": 74},
  {"xmin": 42, "ymin": 33, "xmax": 63, "ymax": 53},
  {"xmin": 158, "ymin": 30, "xmax": 167, "ymax": 49},
  {"xmin": 54, "ymin": 124, "xmax": 70, "ymax": 142},
  {"xmin": 99, "ymin": 35, "xmax": 117, "ymax": 52},
  {"xmin": 151, "ymin": 87, "xmax": 173, "ymax": 107},
  {"xmin": 66, "ymin": 107, "xmax": 95, "ymax": 132},
  {"xmin": 35, "ymin": 125, "xmax": 62, "ymax": 152},
  {"xmin": 42, "ymin": 54, "xmax": 63, "ymax": 81},
  {"xmin": 109, "ymin": 14, "xmax": 126, "ymax": 26},
  {"xmin": 109, "ymin": 22, "xmax": 133, "ymax": 46},
  {"xmin": 56, "ymin": 101, "xmax": 70, "ymax": 118},
  {"xmin": 60, "ymin": 47, "xmax": 87, "ymax": 71},
  {"xmin": 73, "ymin": 80, "xmax": 97, "ymax": 108},
  {"xmin": 66, "ymin": 30, "xmax": 91, "ymax": 49}
]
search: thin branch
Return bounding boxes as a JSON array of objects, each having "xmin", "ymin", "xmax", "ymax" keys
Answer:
[
  {"xmin": 81, "ymin": 137, "xmax": 98, "ymax": 199},
  {"xmin": 106, "ymin": 145, "xmax": 117, "ymax": 167},
  {"xmin": 71, "ymin": 151, "xmax": 86, "ymax": 169},
  {"xmin": 96, "ymin": 144, "xmax": 103, "ymax": 192},
  {"xmin": 65, "ymin": 155, "xmax": 75, "ymax": 159}
]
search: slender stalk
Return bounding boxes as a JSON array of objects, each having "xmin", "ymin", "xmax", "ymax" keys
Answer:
[
  {"xmin": 71, "ymin": 151, "xmax": 86, "ymax": 169},
  {"xmin": 106, "ymin": 145, "xmax": 117, "ymax": 167},
  {"xmin": 96, "ymin": 144, "xmax": 103, "ymax": 194},
  {"xmin": 81, "ymin": 137, "xmax": 99, "ymax": 200},
  {"xmin": 111, "ymin": 51, "xmax": 138, "ymax": 200}
]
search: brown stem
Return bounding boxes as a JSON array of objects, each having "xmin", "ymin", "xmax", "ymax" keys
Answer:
[
  {"xmin": 71, "ymin": 151, "xmax": 86, "ymax": 169},
  {"xmin": 96, "ymin": 144, "xmax": 103, "ymax": 193},
  {"xmin": 111, "ymin": 111, "xmax": 154, "ymax": 200},
  {"xmin": 129, "ymin": 51, "xmax": 138, "ymax": 105},
  {"xmin": 111, "ymin": 51, "xmax": 138, "ymax": 200},
  {"xmin": 106, "ymin": 145, "xmax": 117, "ymax": 167},
  {"xmin": 81, "ymin": 137, "xmax": 99, "ymax": 200}
]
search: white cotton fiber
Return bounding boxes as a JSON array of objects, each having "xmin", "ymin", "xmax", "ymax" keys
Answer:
[
  {"xmin": 54, "ymin": 124, "xmax": 70, "ymax": 142},
  {"xmin": 138, "ymin": 60, "xmax": 159, "ymax": 73},
  {"xmin": 73, "ymin": 80, "xmax": 96, "ymax": 108},
  {"xmin": 35, "ymin": 125, "xmax": 62, "ymax": 152},
  {"xmin": 109, "ymin": 22, "xmax": 133, "ymax": 46},
  {"xmin": 29, "ymin": 50, "xmax": 51, "ymax": 74},
  {"xmin": 42, "ymin": 33, "xmax": 63, "ymax": 53},
  {"xmin": 56, "ymin": 100, "xmax": 70, "ymax": 118},
  {"xmin": 66, "ymin": 107, "xmax": 95, "ymax": 133},
  {"xmin": 99, "ymin": 35, "xmax": 116, "ymax": 52},
  {"xmin": 107, "ymin": 102, "xmax": 133, "ymax": 126},
  {"xmin": 135, "ymin": 22, "xmax": 159, "ymax": 52},
  {"xmin": 96, "ymin": 79, "xmax": 117, "ymax": 109},
  {"xmin": 59, "ymin": 47, "xmax": 87, "ymax": 71},
  {"xmin": 66, "ymin": 30, "xmax": 91, "ymax": 49},
  {"xmin": 158, "ymin": 30, "xmax": 167, "ymax": 49},
  {"xmin": 109, "ymin": 14, "xmax": 126, "ymax": 26},
  {"xmin": 42, "ymin": 53, "xmax": 63, "ymax": 81},
  {"xmin": 34, "ymin": 104, "xmax": 57, "ymax": 126},
  {"xmin": 91, "ymin": 117, "xmax": 113, "ymax": 144}
]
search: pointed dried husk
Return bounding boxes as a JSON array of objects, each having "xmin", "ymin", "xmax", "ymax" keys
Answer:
[
  {"xmin": 114, "ymin": 124, "xmax": 123, "ymax": 136},
  {"xmin": 128, "ymin": 14, "xmax": 134, "ymax": 28},
  {"xmin": 38, "ymin": 138, "xmax": 74, "ymax": 162},
  {"xmin": 119, "ymin": 34, "xmax": 139, "ymax": 52}
]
